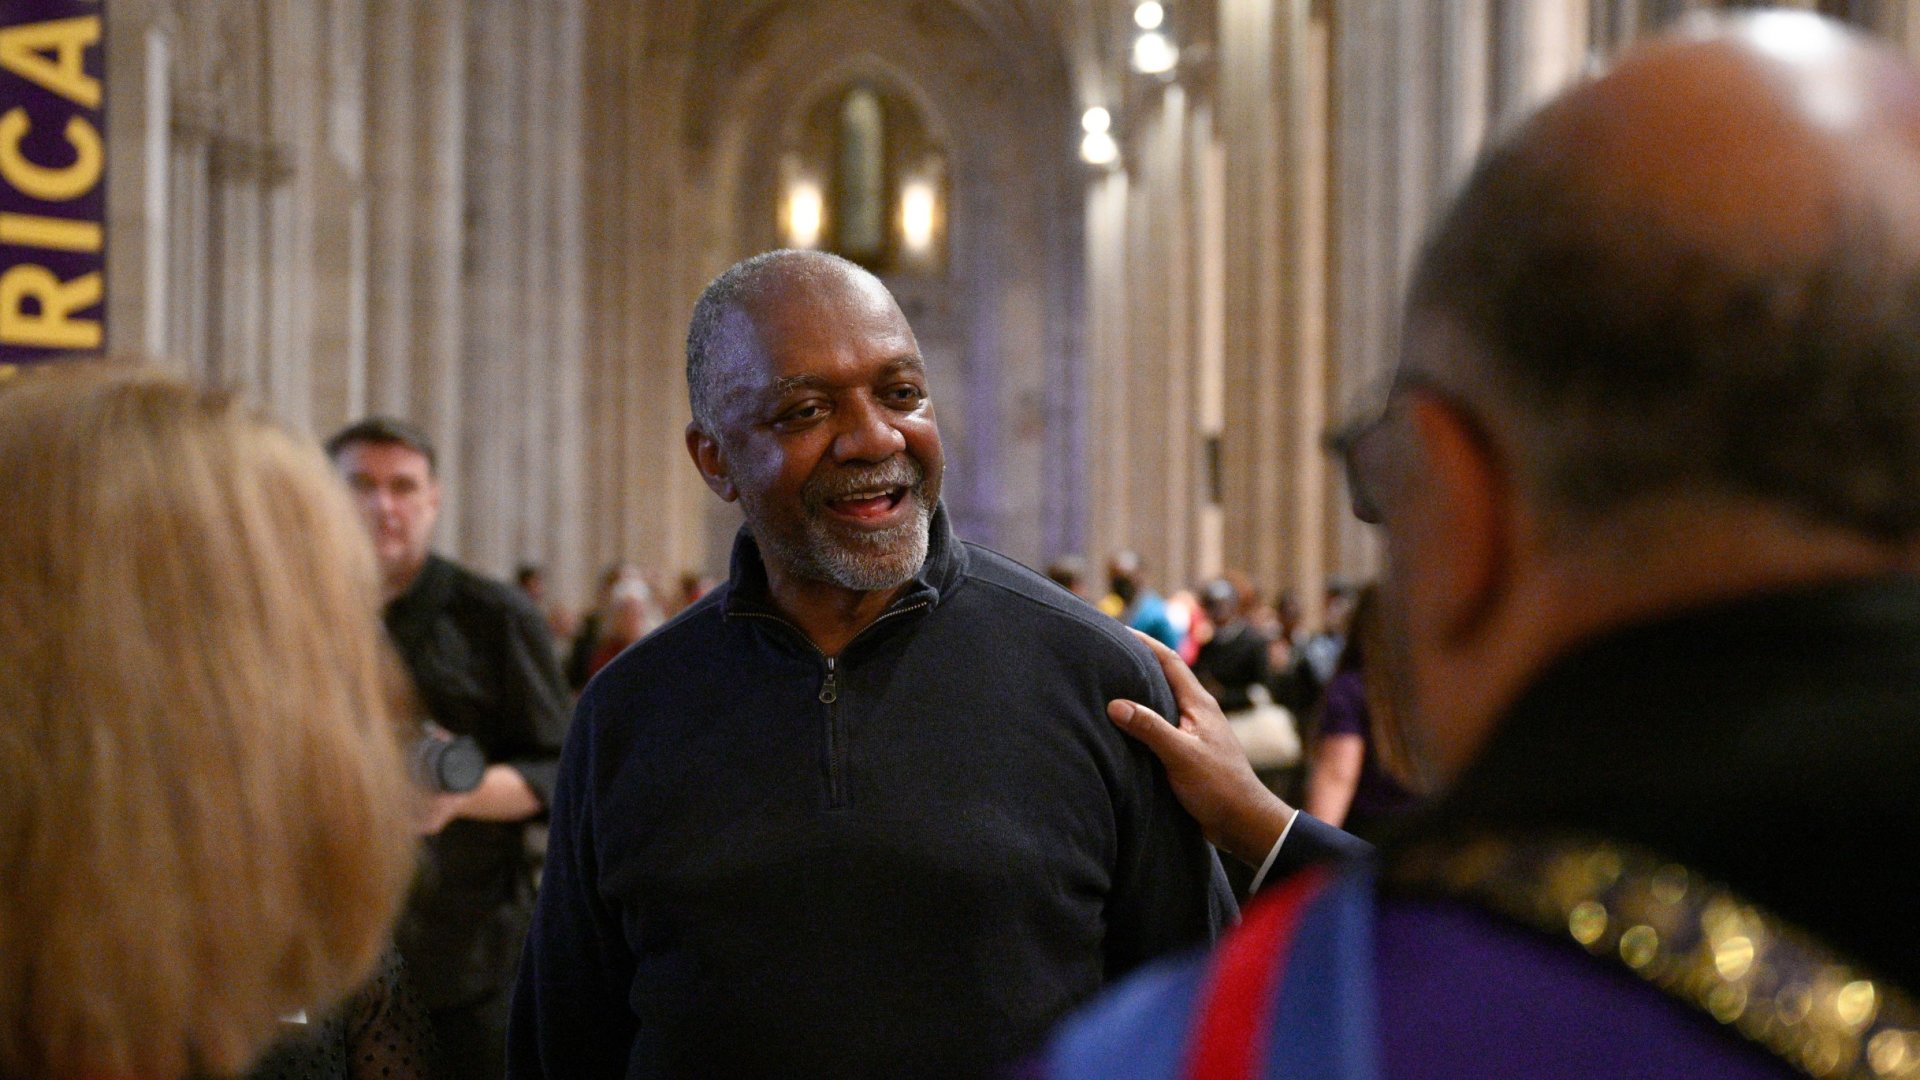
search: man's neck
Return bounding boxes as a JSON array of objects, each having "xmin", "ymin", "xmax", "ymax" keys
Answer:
[
  {"xmin": 382, "ymin": 555, "xmax": 430, "ymax": 604},
  {"xmin": 763, "ymin": 566, "xmax": 911, "ymax": 657}
]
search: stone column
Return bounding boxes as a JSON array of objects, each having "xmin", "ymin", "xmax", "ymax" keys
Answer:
[
  {"xmin": 1084, "ymin": 168, "xmax": 1131, "ymax": 565},
  {"xmin": 1218, "ymin": 0, "xmax": 1288, "ymax": 596},
  {"xmin": 517, "ymin": 1, "xmax": 557, "ymax": 567},
  {"xmin": 263, "ymin": 0, "xmax": 322, "ymax": 432},
  {"xmin": 1190, "ymin": 99, "xmax": 1227, "ymax": 582},
  {"xmin": 362, "ymin": 0, "xmax": 415, "ymax": 417},
  {"xmin": 546, "ymin": 0, "xmax": 589, "ymax": 608},
  {"xmin": 1328, "ymin": 2, "xmax": 1496, "ymax": 584},
  {"xmin": 1043, "ymin": 109, "xmax": 1090, "ymax": 563},
  {"xmin": 1131, "ymin": 87, "xmax": 1193, "ymax": 583},
  {"xmin": 580, "ymin": 0, "xmax": 639, "ymax": 586},
  {"xmin": 1493, "ymin": 0, "xmax": 1589, "ymax": 131},
  {"xmin": 309, "ymin": 0, "xmax": 371, "ymax": 426},
  {"xmin": 205, "ymin": 4, "xmax": 270, "ymax": 397},
  {"xmin": 459, "ymin": 0, "xmax": 525, "ymax": 577},
  {"xmin": 104, "ymin": 0, "xmax": 171, "ymax": 360},
  {"xmin": 1282, "ymin": 0, "xmax": 1332, "ymax": 616},
  {"xmin": 412, "ymin": 0, "xmax": 467, "ymax": 550},
  {"xmin": 165, "ymin": 91, "xmax": 211, "ymax": 383}
]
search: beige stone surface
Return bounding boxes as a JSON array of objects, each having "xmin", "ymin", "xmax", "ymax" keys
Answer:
[{"xmin": 96, "ymin": 0, "xmax": 1920, "ymax": 608}]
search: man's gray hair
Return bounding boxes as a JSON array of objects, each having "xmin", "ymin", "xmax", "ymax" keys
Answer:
[
  {"xmin": 1411, "ymin": 135, "xmax": 1920, "ymax": 541},
  {"xmin": 685, "ymin": 249, "xmax": 870, "ymax": 433}
]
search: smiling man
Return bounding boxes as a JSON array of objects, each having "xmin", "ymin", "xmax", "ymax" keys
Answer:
[{"xmin": 508, "ymin": 250, "xmax": 1234, "ymax": 1079}]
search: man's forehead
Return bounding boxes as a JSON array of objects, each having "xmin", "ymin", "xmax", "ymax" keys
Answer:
[
  {"xmin": 713, "ymin": 276, "xmax": 918, "ymax": 382},
  {"xmin": 339, "ymin": 441, "xmax": 433, "ymax": 477}
]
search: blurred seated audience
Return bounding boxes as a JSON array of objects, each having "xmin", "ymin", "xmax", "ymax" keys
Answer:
[
  {"xmin": 515, "ymin": 562, "xmax": 578, "ymax": 646},
  {"xmin": 584, "ymin": 576, "xmax": 664, "ymax": 681},
  {"xmin": 565, "ymin": 561, "xmax": 639, "ymax": 691},
  {"xmin": 1101, "ymin": 550, "xmax": 1183, "ymax": 650}
]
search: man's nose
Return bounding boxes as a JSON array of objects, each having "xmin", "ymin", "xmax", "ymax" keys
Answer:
[
  {"xmin": 364, "ymin": 486, "xmax": 400, "ymax": 519},
  {"xmin": 831, "ymin": 395, "xmax": 907, "ymax": 463}
]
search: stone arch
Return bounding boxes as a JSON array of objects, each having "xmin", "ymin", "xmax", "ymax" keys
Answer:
[{"xmin": 672, "ymin": 0, "xmax": 1087, "ymax": 562}]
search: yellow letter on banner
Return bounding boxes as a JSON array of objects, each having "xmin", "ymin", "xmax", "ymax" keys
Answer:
[
  {"xmin": 0, "ymin": 109, "xmax": 101, "ymax": 201},
  {"xmin": 0, "ymin": 211, "xmax": 101, "ymax": 251},
  {"xmin": 0, "ymin": 265, "xmax": 101, "ymax": 348},
  {"xmin": 0, "ymin": 17, "xmax": 102, "ymax": 109}
]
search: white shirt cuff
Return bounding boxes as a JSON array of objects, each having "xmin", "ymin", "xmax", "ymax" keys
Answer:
[{"xmin": 1246, "ymin": 810, "xmax": 1299, "ymax": 896}]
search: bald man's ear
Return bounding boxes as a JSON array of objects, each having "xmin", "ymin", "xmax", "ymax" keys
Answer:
[
  {"xmin": 686, "ymin": 423, "xmax": 739, "ymax": 502},
  {"xmin": 1405, "ymin": 396, "xmax": 1512, "ymax": 646}
]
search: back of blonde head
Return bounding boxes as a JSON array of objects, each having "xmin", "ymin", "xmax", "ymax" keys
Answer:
[{"xmin": 0, "ymin": 367, "xmax": 418, "ymax": 1080}]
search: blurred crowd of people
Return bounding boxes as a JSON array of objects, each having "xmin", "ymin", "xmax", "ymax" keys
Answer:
[{"xmin": 1042, "ymin": 554, "xmax": 1428, "ymax": 855}]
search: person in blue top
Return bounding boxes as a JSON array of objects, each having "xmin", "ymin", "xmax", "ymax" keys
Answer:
[{"xmin": 1104, "ymin": 549, "xmax": 1184, "ymax": 650}]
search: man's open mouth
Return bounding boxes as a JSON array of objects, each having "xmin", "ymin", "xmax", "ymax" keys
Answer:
[{"xmin": 824, "ymin": 486, "xmax": 910, "ymax": 524}]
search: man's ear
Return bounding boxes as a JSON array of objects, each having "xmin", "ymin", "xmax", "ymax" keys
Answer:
[
  {"xmin": 1404, "ymin": 396, "xmax": 1512, "ymax": 646},
  {"xmin": 686, "ymin": 423, "xmax": 739, "ymax": 502}
]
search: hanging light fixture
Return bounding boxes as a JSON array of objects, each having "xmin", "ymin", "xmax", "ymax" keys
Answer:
[
  {"xmin": 1132, "ymin": 30, "xmax": 1178, "ymax": 75},
  {"xmin": 900, "ymin": 180, "xmax": 938, "ymax": 254},
  {"xmin": 1130, "ymin": 1, "xmax": 1177, "ymax": 77},
  {"xmin": 1080, "ymin": 107, "xmax": 1118, "ymax": 166},
  {"xmin": 785, "ymin": 181, "xmax": 824, "ymax": 248}
]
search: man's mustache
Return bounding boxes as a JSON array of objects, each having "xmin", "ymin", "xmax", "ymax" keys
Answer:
[{"xmin": 805, "ymin": 457, "xmax": 927, "ymax": 507}]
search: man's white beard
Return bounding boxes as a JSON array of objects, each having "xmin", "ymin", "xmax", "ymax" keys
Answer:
[
  {"xmin": 740, "ymin": 470, "xmax": 935, "ymax": 593},
  {"xmin": 802, "ymin": 497, "xmax": 933, "ymax": 591}
]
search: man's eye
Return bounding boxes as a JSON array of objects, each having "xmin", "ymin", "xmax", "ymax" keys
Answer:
[
  {"xmin": 781, "ymin": 403, "xmax": 827, "ymax": 423},
  {"xmin": 885, "ymin": 386, "xmax": 927, "ymax": 407}
]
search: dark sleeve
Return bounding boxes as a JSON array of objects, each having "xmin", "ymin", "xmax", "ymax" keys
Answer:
[
  {"xmin": 1254, "ymin": 812, "xmax": 1375, "ymax": 894},
  {"xmin": 507, "ymin": 688, "xmax": 638, "ymax": 1078},
  {"xmin": 1101, "ymin": 641, "xmax": 1239, "ymax": 979},
  {"xmin": 345, "ymin": 950, "xmax": 436, "ymax": 1080},
  {"xmin": 490, "ymin": 591, "xmax": 571, "ymax": 807}
]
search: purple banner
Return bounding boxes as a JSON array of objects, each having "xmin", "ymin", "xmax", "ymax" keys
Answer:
[{"xmin": 0, "ymin": 0, "xmax": 104, "ymax": 372}]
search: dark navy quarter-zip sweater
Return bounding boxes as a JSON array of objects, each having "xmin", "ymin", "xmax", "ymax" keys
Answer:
[{"xmin": 508, "ymin": 506, "xmax": 1236, "ymax": 1079}]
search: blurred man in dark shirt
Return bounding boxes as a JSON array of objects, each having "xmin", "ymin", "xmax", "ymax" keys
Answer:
[{"xmin": 329, "ymin": 418, "xmax": 568, "ymax": 1080}]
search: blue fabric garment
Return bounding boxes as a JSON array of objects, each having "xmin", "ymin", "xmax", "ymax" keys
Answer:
[
  {"xmin": 1126, "ymin": 589, "xmax": 1183, "ymax": 650},
  {"xmin": 1046, "ymin": 867, "xmax": 1380, "ymax": 1080}
]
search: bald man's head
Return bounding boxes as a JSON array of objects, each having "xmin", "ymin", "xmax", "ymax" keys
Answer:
[{"xmin": 1409, "ymin": 11, "xmax": 1920, "ymax": 539}]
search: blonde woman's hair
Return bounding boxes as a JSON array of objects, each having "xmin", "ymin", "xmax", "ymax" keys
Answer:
[{"xmin": 0, "ymin": 366, "xmax": 418, "ymax": 1080}]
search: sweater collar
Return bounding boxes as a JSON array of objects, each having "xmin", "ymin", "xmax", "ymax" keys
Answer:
[{"xmin": 722, "ymin": 500, "xmax": 966, "ymax": 621}]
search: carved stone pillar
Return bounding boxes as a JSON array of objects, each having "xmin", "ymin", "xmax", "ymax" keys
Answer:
[
  {"xmin": 309, "ymin": 0, "xmax": 371, "ymax": 428},
  {"xmin": 164, "ymin": 90, "xmax": 211, "ymax": 383},
  {"xmin": 1218, "ymin": 0, "xmax": 1288, "ymax": 595},
  {"xmin": 262, "ymin": 0, "xmax": 322, "ymax": 432},
  {"xmin": 411, "ymin": 0, "xmax": 467, "ymax": 551},
  {"xmin": 458, "ymin": 0, "xmax": 524, "ymax": 577},
  {"xmin": 104, "ymin": 0, "xmax": 171, "ymax": 360},
  {"xmin": 362, "ymin": 0, "xmax": 415, "ymax": 417},
  {"xmin": 1084, "ymin": 169, "xmax": 1130, "ymax": 565},
  {"xmin": 546, "ymin": 0, "xmax": 589, "ymax": 607},
  {"xmin": 1494, "ymin": 0, "xmax": 1589, "ymax": 130}
]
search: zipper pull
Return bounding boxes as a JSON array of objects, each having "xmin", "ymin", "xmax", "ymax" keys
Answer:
[{"xmin": 819, "ymin": 657, "xmax": 839, "ymax": 704}]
